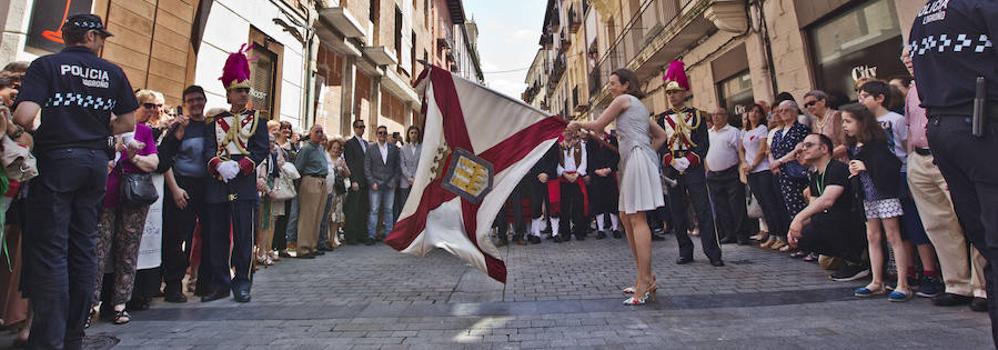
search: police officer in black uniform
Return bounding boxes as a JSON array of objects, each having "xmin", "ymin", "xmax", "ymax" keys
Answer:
[
  {"xmin": 909, "ymin": 0, "xmax": 998, "ymax": 345},
  {"xmin": 12, "ymin": 14, "xmax": 139, "ymax": 349}
]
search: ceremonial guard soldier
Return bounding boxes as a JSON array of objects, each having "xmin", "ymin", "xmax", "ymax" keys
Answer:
[
  {"xmin": 909, "ymin": 0, "xmax": 998, "ymax": 345},
  {"xmin": 201, "ymin": 45, "xmax": 269, "ymax": 303},
  {"xmin": 527, "ymin": 144, "xmax": 560, "ymax": 243},
  {"xmin": 656, "ymin": 60, "xmax": 723, "ymax": 266},
  {"xmin": 586, "ymin": 131, "xmax": 621, "ymax": 239},
  {"xmin": 553, "ymin": 128, "xmax": 589, "ymax": 242}
]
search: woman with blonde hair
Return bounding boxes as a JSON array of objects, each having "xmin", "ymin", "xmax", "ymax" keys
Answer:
[{"xmin": 255, "ymin": 120, "xmax": 287, "ymax": 266}]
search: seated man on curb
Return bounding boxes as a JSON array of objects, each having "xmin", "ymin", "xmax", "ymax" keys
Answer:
[{"xmin": 788, "ymin": 133, "xmax": 869, "ymax": 281}]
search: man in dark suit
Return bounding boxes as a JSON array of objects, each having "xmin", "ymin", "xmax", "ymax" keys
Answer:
[
  {"xmin": 364, "ymin": 125, "xmax": 402, "ymax": 245},
  {"xmin": 343, "ymin": 119, "xmax": 370, "ymax": 245}
]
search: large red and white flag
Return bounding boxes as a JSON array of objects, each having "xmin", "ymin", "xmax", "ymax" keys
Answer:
[{"xmin": 385, "ymin": 66, "xmax": 566, "ymax": 283}]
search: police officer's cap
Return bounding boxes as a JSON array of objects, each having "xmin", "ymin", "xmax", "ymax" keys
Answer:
[{"xmin": 65, "ymin": 14, "xmax": 113, "ymax": 37}]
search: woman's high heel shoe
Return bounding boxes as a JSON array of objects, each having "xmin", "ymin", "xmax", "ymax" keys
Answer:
[
  {"xmin": 623, "ymin": 275, "xmax": 657, "ymax": 295},
  {"xmin": 623, "ymin": 292, "xmax": 654, "ymax": 305}
]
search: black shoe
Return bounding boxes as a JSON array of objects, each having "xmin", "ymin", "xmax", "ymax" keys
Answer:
[
  {"xmin": 553, "ymin": 235, "xmax": 564, "ymax": 243},
  {"xmin": 164, "ymin": 289, "xmax": 187, "ymax": 303},
  {"xmin": 596, "ymin": 231, "xmax": 607, "ymax": 239},
  {"xmin": 612, "ymin": 230, "xmax": 622, "ymax": 239},
  {"xmin": 719, "ymin": 237, "xmax": 738, "ymax": 245},
  {"xmin": 970, "ymin": 297, "xmax": 988, "ymax": 312},
  {"xmin": 737, "ymin": 238, "xmax": 753, "ymax": 245},
  {"xmin": 650, "ymin": 234, "xmax": 666, "ymax": 241},
  {"xmin": 201, "ymin": 290, "xmax": 230, "ymax": 303},
  {"xmin": 318, "ymin": 245, "xmax": 333, "ymax": 252},
  {"xmin": 314, "ymin": 250, "xmax": 326, "ymax": 256},
  {"xmin": 298, "ymin": 253, "xmax": 316, "ymax": 259},
  {"xmin": 233, "ymin": 288, "xmax": 251, "ymax": 303},
  {"xmin": 710, "ymin": 259, "xmax": 725, "ymax": 267},
  {"xmin": 364, "ymin": 239, "xmax": 376, "ymax": 246},
  {"xmin": 676, "ymin": 257, "xmax": 693, "ymax": 265},
  {"xmin": 575, "ymin": 234, "xmax": 585, "ymax": 241},
  {"xmin": 513, "ymin": 235, "xmax": 527, "ymax": 245},
  {"xmin": 829, "ymin": 263, "xmax": 870, "ymax": 282},
  {"xmin": 916, "ymin": 275, "xmax": 943, "ymax": 298},
  {"xmin": 528, "ymin": 235, "xmax": 541, "ymax": 244},
  {"xmin": 932, "ymin": 293, "xmax": 973, "ymax": 306}
]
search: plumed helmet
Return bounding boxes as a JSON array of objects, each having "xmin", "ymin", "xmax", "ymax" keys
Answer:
[
  {"xmin": 220, "ymin": 43, "xmax": 253, "ymax": 91},
  {"xmin": 663, "ymin": 60, "xmax": 689, "ymax": 92}
]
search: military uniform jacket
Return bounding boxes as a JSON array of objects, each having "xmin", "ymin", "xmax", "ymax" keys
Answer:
[
  {"xmin": 203, "ymin": 109, "xmax": 269, "ymax": 203},
  {"xmin": 656, "ymin": 107, "xmax": 709, "ymax": 171}
]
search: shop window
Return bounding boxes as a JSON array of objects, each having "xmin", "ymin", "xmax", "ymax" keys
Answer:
[
  {"xmin": 809, "ymin": 0, "xmax": 904, "ymax": 102},
  {"xmin": 716, "ymin": 70, "xmax": 753, "ymax": 127},
  {"xmin": 248, "ymin": 27, "xmax": 283, "ymax": 120},
  {"xmin": 26, "ymin": 0, "xmax": 94, "ymax": 53}
]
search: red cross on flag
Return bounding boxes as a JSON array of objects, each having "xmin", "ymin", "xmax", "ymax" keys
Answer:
[{"xmin": 385, "ymin": 65, "xmax": 566, "ymax": 283}]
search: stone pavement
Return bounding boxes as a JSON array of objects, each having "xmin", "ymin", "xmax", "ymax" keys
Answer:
[{"xmin": 9, "ymin": 234, "xmax": 994, "ymax": 349}]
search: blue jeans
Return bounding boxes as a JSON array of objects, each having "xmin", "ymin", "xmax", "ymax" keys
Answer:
[{"xmin": 368, "ymin": 187, "xmax": 395, "ymax": 240}]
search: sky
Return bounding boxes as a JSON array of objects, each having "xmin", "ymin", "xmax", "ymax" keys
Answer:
[{"xmin": 464, "ymin": 0, "xmax": 547, "ymax": 99}]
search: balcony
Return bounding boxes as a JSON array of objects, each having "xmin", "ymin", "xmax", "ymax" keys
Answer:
[
  {"xmin": 548, "ymin": 53, "xmax": 567, "ymax": 88},
  {"xmin": 363, "ymin": 46, "xmax": 398, "ymax": 66},
  {"xmin": 318, "ymin": 7, "xmax": 366, "ymax": 39},
  {"xmin": 539, "ymin": 33, "xmax": 554, "ymax": 48},
  {"xmin": 588, "ymin": 67, "xmax": 602, "ymax": 97}
]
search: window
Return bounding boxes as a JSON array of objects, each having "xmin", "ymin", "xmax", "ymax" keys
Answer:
[
  {"xmin": 716, "ymin": 70, "xmax": 753, "ymax": 126},
  {"xmin": 395, "ymin": 5, "xmax": 403, "ymax": 61},
  {"xmin": 370, "ymin": 0, "xmax": 380, "ymax": 22},
  {"xmin": 249, "ymin": 45, "xmax": 278, "ymax": 119}
]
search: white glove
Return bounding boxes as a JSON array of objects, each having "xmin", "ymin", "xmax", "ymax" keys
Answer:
[
  {"xmin": 217, "ymin": 160, "xmax": 241, "ymax": 183},
  {"xmin": 672, "ymin": 157, "xmax": 690, "ymax": 173}
]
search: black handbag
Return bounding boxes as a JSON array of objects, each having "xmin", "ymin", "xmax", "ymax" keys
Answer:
[{"xmin": 120, "ymin": 172, "xmax": 159, "ymax": 206}]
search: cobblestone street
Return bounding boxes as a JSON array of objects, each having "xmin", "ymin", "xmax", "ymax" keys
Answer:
[{"xmin": 36, "ymin": 235, "xmax": 988, "ymax": 350}]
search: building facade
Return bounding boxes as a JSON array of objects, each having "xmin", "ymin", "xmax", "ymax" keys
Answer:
[
  {"xmin": 0, "ymin": 0, "xmax": 482, "ymax": 137},
  {"xmin": 530, "ymin": 0, "xmax": 921, "ymax": 124}
]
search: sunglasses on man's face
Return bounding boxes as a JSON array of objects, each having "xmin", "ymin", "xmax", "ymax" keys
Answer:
[
  {"xmin": 377, "ymin": 131, "xmax": 387, "ymax": 135},
  {"xmin": 143, "ymin": 103, "xmax": 163, "ymax": 109}
]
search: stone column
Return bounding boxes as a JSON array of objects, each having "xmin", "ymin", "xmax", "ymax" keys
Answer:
[
  {"xmin": 369, "ymin": 76, "xmax": 382, "ymax": 139},
  {"xmin": 340, "ymin": 56, "xmax": 357, "ymax": 137}
]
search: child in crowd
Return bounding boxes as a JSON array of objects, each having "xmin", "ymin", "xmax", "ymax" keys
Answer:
[{"xmin": 841, "ymin": 104, "xmax": 911, "ymax": 302}]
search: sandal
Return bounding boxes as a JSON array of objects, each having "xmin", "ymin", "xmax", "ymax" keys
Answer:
[
  {"xmin": 84, "ymin": 308, "xmax": 97, "ymax": 329},
  {"xmin": 112, "ymin": 309, "xmax": 131, "ymax": 325},
  {"xmin": 790, "ymin": 250, "xmax": 808, "ymax": 259}
]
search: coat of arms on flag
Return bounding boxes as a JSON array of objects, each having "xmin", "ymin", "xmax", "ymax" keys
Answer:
[{"xmin": 385, "ymin": 65, "xmax": 566, "ymax": 283}]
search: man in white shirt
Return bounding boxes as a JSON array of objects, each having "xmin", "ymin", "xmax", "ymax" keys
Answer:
[
  {"xmin": 364, "ymin": 126, "xmax": 402, "ymax": 245},
  {"xmin": 343, "ymin": 119, "xmax": 371, "ymax": 244},
  {"xmin": 553, "ymin": 129, "xmax": 589, "ymax": 242},
  {"xmin": 706, "ymin": 107, "xmax": 749, "ymax": 245}
]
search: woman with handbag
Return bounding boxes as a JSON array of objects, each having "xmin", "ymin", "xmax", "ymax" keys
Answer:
[
  {"xmin": 255, "ymin": 121, "xmax": 287, "ymax": 266},
  {"xmin": 322, "ymin": 136, "xmax": 350, "ymax": 250},
  {"xmin": 91, "ymin": 106, "xmax": 160, "ymax": 325}
]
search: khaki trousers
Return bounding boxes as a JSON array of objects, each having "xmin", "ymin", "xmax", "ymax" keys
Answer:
[
  {"xmin": 908, "ymin": 152, "xmax": 986, "ymax": 297},
  {"xmin": 296, "ymin": 176, "xmax": 328, "ymax": 255}
]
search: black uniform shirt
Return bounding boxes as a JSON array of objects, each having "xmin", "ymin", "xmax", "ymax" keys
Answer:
[
  {"xmin": 15, "ymin": 46, "xmax": 139, "ymax": 151},
  {"xmin": 909, "ymin": 0, "xmax": 998, "ymax": 109}
]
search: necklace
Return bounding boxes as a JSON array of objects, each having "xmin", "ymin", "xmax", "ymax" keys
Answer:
[{"xmin": 815, "ymin": 161, "xmax": 829, "ymax": 196}]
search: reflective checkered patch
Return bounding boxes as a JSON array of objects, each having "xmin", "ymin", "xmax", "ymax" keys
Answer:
[
  {"xmin": 45, "ymin": 92, "xmax": 117, "ymax": 111},
  {"xmin": 910, "ymin": 34, "xmax": 992, "ymax": 56}
]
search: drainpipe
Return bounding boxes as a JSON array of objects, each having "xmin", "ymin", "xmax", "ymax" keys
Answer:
[
  {"xmin": 303, "ymin": 7, "xmax": 318, "ymax": 130},
  {"xmin": 755, "ymin": 0, "xmax": 780, "ymax": 96}
]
